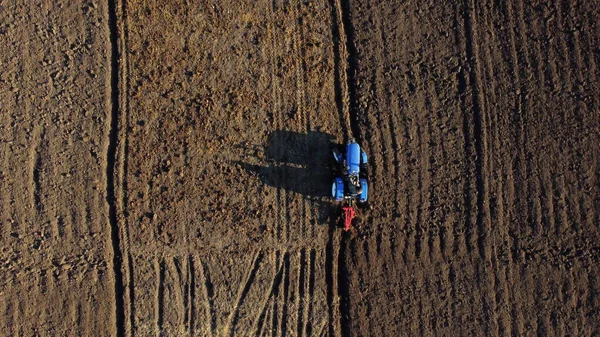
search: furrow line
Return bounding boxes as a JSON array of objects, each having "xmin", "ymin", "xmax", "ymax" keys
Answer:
[
  {"xmin": 156, "ymin": 259, "xmax": 165, "ymax": 336},
  {"xmin": 107, "ymin": 1, "xmax": 126, "ymax": 336}
]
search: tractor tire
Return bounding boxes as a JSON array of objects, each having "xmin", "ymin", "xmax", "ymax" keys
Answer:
[{"xmin": 332, "ymin": 177, "xmax": 345, "ymax": 202}]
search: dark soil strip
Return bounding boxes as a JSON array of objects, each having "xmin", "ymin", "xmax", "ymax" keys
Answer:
[
  {"xmin": 107, "ymin": 1, "xmax": 126, "ymax": 336},
  {"xmin": 462, "ymin": 1, "xmax": 487, "ymax": 258},
  {"xmin": 339, "ymin": 0, "xmax": 361, "ymax": 142},
  {"xmin": 327, "ymin": 0, "xmax": 350, "ymax": 140},
  {"xmin": 157, "ymin": 260, "xmax": 165, "ymax": 332},
  {"xmin": 338, "ymin": 236, "xmax": 351, "ymax": 337},
  {"xmin": 325, "ymin": 223, "xmax": 337, "ymax": 337}
]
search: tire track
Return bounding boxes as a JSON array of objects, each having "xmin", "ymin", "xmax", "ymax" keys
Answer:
[
  {"xmin": 272, "ymin": 251, "xmax": 283, "ymax": 337},
  {"xmin": 542, "ymin": 8, "xmax": 560, "ymax": 94},
  {"xmin": 509, "ymin": 0, "xmax": 532, "ymax": 259},
  {"xmin": 13, "ymin": 5, "xmax": 33, "ymax": 240},
  {"xmin": 374, "ymin": 1, "xmax": 404, "ymax": 232},
  {"xmin": 446, "ymin": 263, "xmax": 457, "ymax": 332},
  {"xmin": 277, "ymin": 3, "xmax": 294, "ymax": 245},
  {"xmin": 268, "ymin": 3, "xmax": 283, "ymax": 243},
  {"xmin": 291, "ymin": 1, "xmax": 309, "ymax": 241},
  {"xmin": 272, "ymin": 250, "xmax": 292, "ymax": 337},
  {"xmin": 251, "ymin": 250, "xmax": 285, "ymax": 336},
  {"xmin": 498, "ymin": 3, "xmax": 527, "ymax": 335},
  {"xmin": 294, "ymin": 1, "xmax": 319, "ymax": 240},
  {"xmin": 534, "ymin": 273, "xmax": 550, "ymax": 335},
  {"xmin": 581, "ymin": 10, "xmax": 600, "ymax": 234},
  {"xmin": 521, "ymin": 0, "xmax": 544, "ymax": 241},
  {"xmin": 225, "ymin": 250, "xmax": 264, "ymax": 337},
  {"xmin": 1, "ymin": 293, "xmax": 11, "ymax": 335},
  {"xmin": 429, "ymin": 71, "xmax": 453, "ymax": 261},
  {"xmin": 297, "ymin": 249, "xmax": 306, "ymax": 337},
  {"xmin": 564, "ymin": 0, "xmax": 597, "ymax": 236},
  {"xmin": 188, "ymin": 255, "xmax": 196, "ymax": 337},
  {"xmin": 107, "ymin": 1, "xmax": 126, "ymax": 336},
  {"xmin": 172, "ymin": 257, "xmax": 187, "ymax": 334},
  {"xmin": 127, "ymin": 253, "xmax": 135, "ymax": 337},
  {"xmin": 306, "ymin": 249, "xmax": 316, "ymax": 337},
  {"xmin": 552, "ymin": 277, "xmax": 566, "ymax": 334},
  {"xmin": 546, "ymin": 0, "xmax": 573, "ymax": 241},
  {"xmin": 71, "ymin": 302, "xmax": 82, "ymax": 336},
  {"xmin": 118, "ymin": 1, "xmax": 135, "ymax": 333},
  {"xmin": 473, "ymin": 2, "xmax": 503, "ymax": 333},
  {"xmin": 483, "ymin": 0, "xmax": 514, "ymax": 327},
  {"xmin": 199, "ymin": 260, "xmax": 216, "ymax": 337},
  {"xmin": 508, "ymin": 265, "xmax": 523, "ymax": 335},
  {"xmin": 413, "ymin": 68, "xmax": 433, "ymax": 261},
  {"xmin": 453, "ymin": 2, "xmax": 474, "ymax": 256},
  {"xmin": 281, "ymin": 251, "xmax": 291, "ymax": 337},
  {"xmin": 462, "ymin": 0, "xmax": 490, "ymax": 260}
]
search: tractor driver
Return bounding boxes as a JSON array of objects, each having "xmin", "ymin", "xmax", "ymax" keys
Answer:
[{"xmin": 348, "ymin": 173, "xmax": 362, "ymax": 197}]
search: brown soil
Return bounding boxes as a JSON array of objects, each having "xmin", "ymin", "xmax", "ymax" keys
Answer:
[{"xmin": 0, "ymin": 0, "xmax": 599, "ymax": 336}]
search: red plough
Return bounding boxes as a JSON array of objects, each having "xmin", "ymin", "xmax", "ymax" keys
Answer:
[{"xmin": 342, "ymin": 205, "xmax": 355, "ymax": 231}]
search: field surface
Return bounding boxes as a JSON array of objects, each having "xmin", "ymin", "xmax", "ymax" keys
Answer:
[{"xmin": 0, "ymin": 0, "xmax": 598, "ymax": 336}]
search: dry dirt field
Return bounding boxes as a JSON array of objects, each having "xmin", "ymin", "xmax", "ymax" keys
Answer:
[{"xmin": 1, "ymin": 0, "xmax": 599, "ymax": 336}]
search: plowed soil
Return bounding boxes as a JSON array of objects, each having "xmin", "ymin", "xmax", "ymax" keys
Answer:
[{"xmin": 1, "ymin": 0, "xmax": 599, "ymax": 336}]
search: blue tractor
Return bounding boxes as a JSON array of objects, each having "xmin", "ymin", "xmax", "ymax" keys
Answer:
[{"xmin": 332, "ymin": 138, "xmax": 368, "ymax": 230}]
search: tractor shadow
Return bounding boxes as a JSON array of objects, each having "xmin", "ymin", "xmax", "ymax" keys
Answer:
[{"xmin": 234, "ymin": 130, "xmax": 339, "ymax": 223}]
